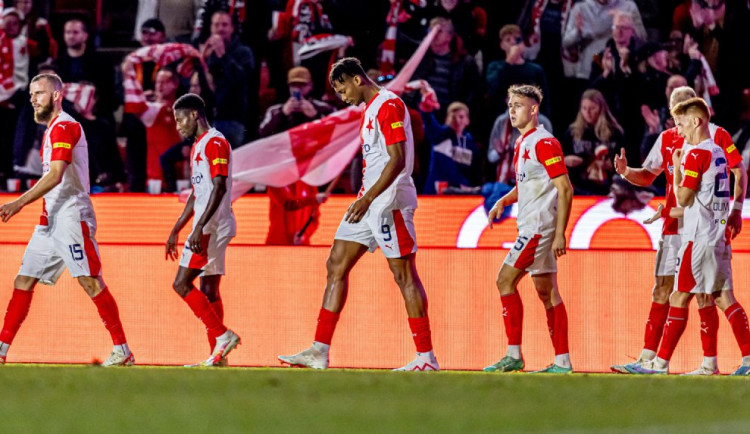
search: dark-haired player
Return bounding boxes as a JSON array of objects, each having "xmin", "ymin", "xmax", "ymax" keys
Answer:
[
  {"xmin": 278, "ymin": 57, "xmax": 438, "ymax": 371},
  {"xmin": 166, "ymin": 93, "xmax": 240, "ymax": 367},
  {"xmin": 0, "ymin": 74, "xmax": 133, "ymax": 366},
  {"xmin": 485, "ymin": 84, "xmax": 574, "ymax": 374}
]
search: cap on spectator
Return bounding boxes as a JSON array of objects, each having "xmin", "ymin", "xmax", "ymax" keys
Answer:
[
  {"xmin": 2, "ymin": 7, "xmax": 23, "ymax": 20},
  {"xmin": 287, "ymin": 66, "xmax": 312, "ymax": 85},
  {"xmin": 636, "ymin": 42, "xmax": 667, "ymax": 62},
  {"xmin": 141, "ymin": 18, "xmax": 165, "ymax": 34}
]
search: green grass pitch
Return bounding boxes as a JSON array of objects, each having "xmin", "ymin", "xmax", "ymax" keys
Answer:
[{"xmin": 0, "ymin": 365, "xmax": 748, "ymax": 433}]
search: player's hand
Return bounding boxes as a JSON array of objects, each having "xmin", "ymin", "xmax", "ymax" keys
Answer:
[
  {"xmin": 345, "ymin": 196, "xmax": 372, "ymax": 223},
  {"xmin": 727, "ymin": 208, "xmax": 743, "ymax": 239},
  {"xmin": 0, "ymin": 200, "xmax": 23, "ymax": 223},
  {"xmin": 643, "ymin": 203, "xmax": 664, "ymax": 224},
  {"xmin": 165, "ymin": 231, "xmax": 179, "ymax": 261},
  {"xmin": 552, "ymin": 234, "xmax": 567, "ymax": 258},
  {"xmin": 614, "ymin": 148, "xmax": 628, "ymax": 176},
  {"xmin": 187, "ymin": 226, "xmax": 204, "ymax": 254},
  {"xmin": 672, "ymin": 148, "xmax": 683, "ymax": 167},
  {"xmin": 487, "ymin": 199, "xmax": 505, "ymax": 229},
  {"xmin": 316, "ymin": 192, "xmax": 329, "ymax": 204}
]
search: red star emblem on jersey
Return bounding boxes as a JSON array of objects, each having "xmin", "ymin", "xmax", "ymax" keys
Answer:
[
  {"xmin": 366, "ymin": 118, "xmax": 373, "ymax": 133},
  {"xmin": 194, "ymin": 152, "xmax": 202, "ymax": 163},
  {"xmin": 522, "ymin": 148, "xmax": 531, "ymax": 161}
]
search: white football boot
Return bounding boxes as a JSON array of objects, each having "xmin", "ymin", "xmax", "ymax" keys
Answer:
[
  {"xmin": 393, "ymin": 351, "xmax": 440, "ymax": 372},
  {"xmin": 278, "ymin": 345, "xmax": 329, "ymax": 369}
]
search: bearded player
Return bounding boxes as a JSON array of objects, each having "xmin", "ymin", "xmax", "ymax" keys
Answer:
[
  {"xmin": 278, "ymin": 57, "xmax": 438, "ymax": 371},
  {"xmin": 0, "ymin": 74, "xmax": 133, "ymax": 366},
  {"xmin": 165, "ymin": 93, "xmax": 240, "ymax": 367},
  {"xmin": 611, "ymin": 86, "xmax": 748, "ymax": 375},
  {"xmin": 484, "ymin": 84, "xmax": 574, "ymax": 374}
]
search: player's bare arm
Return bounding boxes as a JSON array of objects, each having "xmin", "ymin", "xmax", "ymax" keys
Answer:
[
  {"xmin": 551, "ymin": 174, "xmax": 574, "ymax": 258},
  {"xmin": 614, "ymin": 148, "xmax": 659, "ymax": 187},
  {"xmin": 0, "ymin": 160, "xmax": 68, "ymax": 222},
  {"xmin": 166, "ymin": 191, "xmax": 196, "ymax": 260},
  {"xmin": 345, "ymin": 141, "xmax": 406, "ymax": 224},
  {"xmin": 487, "ymin": 187, "xmax": 518, "ymax": 228},
  {"xmin": 672, "ymin": 149, "xmax": 695, "ymax": 207},
  {"xmin": 188, "ymin": 175, "xmax": 227, "ymax": 253},
  {"xmin": 642, "ymin": 203, "xmax": 684, "ymax": 224},
  {"xmin": 727, "ymin": 162, "xmax": 747, "ymax": 239}
]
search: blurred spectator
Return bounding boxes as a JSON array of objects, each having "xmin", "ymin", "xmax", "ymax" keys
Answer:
[
  {"xmin": 635, "ymin": 42, "xmax": 671, "ymax": 110},
  {"xmin": 563, "ymin": 0, "xmax": 646, "ymax": 93},
  {"xmin": 421, "ymin": 98, "xmax": 481, "ymax": 195},
  {"xmin": 134, "ymin": 0, "xmax": 202, "ymax": 43},
  {"xmin": 259, "ymin": 66, "xmax": 331, "ymax": 246},
  {"xmin": 199, "ymin": 10, "xmax": 255, "ymax": 148},
  {"xmin": 435, "ymin": 0, "xmax": 487, "ymax": 56},
  {"xmin": 521, "ymin": 0, "xmax": 576, "ymax": 132},
  {"xmin": 0, "ymin": 7, "xmax": 36, "ymax": 183},
  {"xmin": 15, "ymin": 0, "xmax": 56, "ymax": 64},
  {"xmin": 140, "ymin": 18, "xmax": 167, "ymax": 46},
  {"xmin": 590, "ymin": 11, "xmax": 640, "ymax": 82},
  {"xmin": 77, "ymin": 84, "xmax": 125, "ymax": 192},
  {"xmin": 487, "ymin": 99, "xmax": 553, "ymax": 185},
  {"xmin": 56, "ymin": 18, "xmax": 117, "ymax": 118},
  {"xmin": 590, "ymin": 12, "xmax": 643, "ymax": 164},
  {"xmin": 258, "ymin": 66, "xmax": 334, "ymax": 137},
  {"xmin": 137, "ymin": 68, "xmax": 183, "ymax": 185},
  {"xmin": 562, "ymin": 89, "xmax": 625, "ymax": 195},
  {"xmin": 640, "ymin": 74, "xmax": 687, "ymax": 160},
  {"xmin": 2, "ymin": 8, "xmax": 35, "ymax": 91},
  {"xmin": 266, "ymin": 181, "xmax": 328, "ymax": 245},
  {"xmin": 736, "ymin": 89, "xmax": 750, "ymax": 167},
  {"xmin": 486, "ymin": 24, "xmax": 549, "ymax": 119},
  {"xmin": 410, "ymin": 17, "xmax": 480, "ymax": 120},
  {"xmin": 268, "ymin": 0, "xmax": 333, "ymax": 98}
]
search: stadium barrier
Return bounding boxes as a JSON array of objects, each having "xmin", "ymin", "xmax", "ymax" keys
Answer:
[{"xmin": 1, "ymin": 194, "xmax": 749, "ymax": 372}]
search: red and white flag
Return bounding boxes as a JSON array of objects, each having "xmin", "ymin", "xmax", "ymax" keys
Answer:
[
  {"xmin": 229, "ymin": 25, "xmax": 439, "ymax": 201},
  {"xmin": 63, "ymin": 82, "xmax": 97, "ymax": 115}
]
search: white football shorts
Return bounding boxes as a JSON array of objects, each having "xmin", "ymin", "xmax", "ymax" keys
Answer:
[
  {"xmin": 179, "ymin": 229, "xmax": 233, "ymax": 276},
  {"xmin": 654, "ymin": 234, "xmax": 681, "ymax": 277},
  {"xmin": 18, "ymin": 219, "xmax": 102, "ymax": 285},
  {"xmin": 334, "ymin": 204, "xmax": 418, "ymax": 259},
  {"xmin": 503, "ymin": 231, "xmax": 557, "ymax": 275},
  {"xmin": 675, "ymin": 241, "xmax": 730, "ymax": 294}
]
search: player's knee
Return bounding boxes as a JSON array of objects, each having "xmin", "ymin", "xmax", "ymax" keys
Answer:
[
  {"xmin": 13, "ymin": 275, "xmax": 37, "ymax": 291},
  {"xmin": 652, "ymin": 280, "xmax": 672, "ymax": 304},
  {"xmin": 172, "ymin": 278, "xmax": 190, "ymax": 297},
  {"xmin": 695, "ymin": 293, "xmax": 714, "ymax": 308},
  {"xmin": 77, "ymin": 276, "xmax": 104, "ymax": 297},
  {"xmin": 325, "ymin": 256, "xmax": 347, "ymax": 279}
]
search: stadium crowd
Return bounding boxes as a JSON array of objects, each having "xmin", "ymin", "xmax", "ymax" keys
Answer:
[{"xmin": 2, "ymin": 0, "xmax": 750, "ymax": 200}]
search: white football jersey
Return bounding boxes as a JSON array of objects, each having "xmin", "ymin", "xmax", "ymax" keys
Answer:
[
  {"xmin": 358, "ymin": 88, "xmax": 417, "ymax": 208},
  {"xmin": 40, "ymin": 111, "xmax": 95, "ymax": 226},
  {"xmin": 679, "ymin": 138, "xmax": 730, "ymax": 245},
  {"xmin": 190, "ymin": 128, "xmax": 236, "ymax": 235},
  {"xmin": 514, "ymin": 125, "xmax": 568, "ymax": 234}
]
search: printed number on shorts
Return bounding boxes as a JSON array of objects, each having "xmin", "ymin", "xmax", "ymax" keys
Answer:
[
  {"xmin": 69, "ymin": 243, "xmax": 84, "ymax": 261},
  {"xmin": 381, "ymin": 224, "xmax": 392, "ymax": 241},
  {"xmin": 714, "ymin": 157, "xmax": 729, "ymax": 198},
  {"xmin": 513, "ymin": 236, "xmax": 530, "ymax": 251}
]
